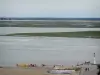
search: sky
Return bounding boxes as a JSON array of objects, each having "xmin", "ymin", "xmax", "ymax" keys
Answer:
[{"xmin": 0, "ymin": 0, "xmax": 100, "ymax": 18}]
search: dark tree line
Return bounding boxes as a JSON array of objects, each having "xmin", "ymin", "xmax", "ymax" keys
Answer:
[{"xmin": 0, "ymin": 18, "xmax": 11, "ymax": 20}]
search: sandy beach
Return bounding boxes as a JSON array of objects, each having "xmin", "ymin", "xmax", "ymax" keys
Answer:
[
  {"xmin": 0, "ymin": 67, "xmax": 47, "ymax": 75},
  {"xmin": 0, "ymin": 67, "xmax": 80, "ymax": 75},
  {"xmin": 0, "ymin": 65, "xmax": 98, "ymax": 75}
]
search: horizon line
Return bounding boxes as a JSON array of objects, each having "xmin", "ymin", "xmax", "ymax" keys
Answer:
[{"xmin": 0, "ymin": 17, "xmax": 100, "ymax": 20}]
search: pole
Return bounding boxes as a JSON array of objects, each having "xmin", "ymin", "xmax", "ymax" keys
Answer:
[{"xmin": 93, "ymin": 53, "xmax": 96, "ymax": 64}]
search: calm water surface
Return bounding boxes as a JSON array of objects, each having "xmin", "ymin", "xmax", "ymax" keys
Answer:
[
  {"xmin": 0, "ymin": 27, "xmax": 100, "ymax": 66},
  {"xmin": 0, "ymin": 27, "xmax": 100, "ymax": 35},
  {"xmin": 0, "ymin": 36, "xmax": 100, "ymax": 67}
]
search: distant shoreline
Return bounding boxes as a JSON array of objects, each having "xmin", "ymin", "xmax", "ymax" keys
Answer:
[{"xmin": 0, "ymin": 18, "xmax": 100, "ymax": 21}]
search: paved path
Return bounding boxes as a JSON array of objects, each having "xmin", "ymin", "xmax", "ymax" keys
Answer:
[
  {"xmin": 83, "ymin": 69, "xmax": 97, "ymax": 75},
  {"xmin": 79, "ymin": 65, "xmax": 98, "ymax": 75}
]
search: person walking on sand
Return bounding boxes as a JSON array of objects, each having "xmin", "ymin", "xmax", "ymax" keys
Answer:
[
  {"xmin": 85, "ymin": 68, "xmax": 87, "ymax": 71},
  {"xmin": 87, "ymin": 68, "xmax": 89, "ymax": 71}
]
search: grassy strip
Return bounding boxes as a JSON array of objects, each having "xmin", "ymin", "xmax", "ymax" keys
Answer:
[
  {"xmin": 6, "ymin": 31, "xmax": 100, "ymax": 38},
  {"xmin": 0, "ymin": 21, "xmax": 100, "ymax": 28}
]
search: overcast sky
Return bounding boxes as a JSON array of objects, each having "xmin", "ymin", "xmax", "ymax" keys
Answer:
[{"xmin": 0, "ymin": 0, "xmax": 100, "ymax": 18}]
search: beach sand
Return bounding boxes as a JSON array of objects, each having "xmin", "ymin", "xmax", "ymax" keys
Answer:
[
  {"xmin": 0, "ymin": 67, "xmax": 46, "ymax": 75},
  {"xmin": 0, "ymin": 67, "xmax": 79, "ymax": 75},
  {"xmin": 0, "ymin": 66, "xmax": 97, "ymax": 75}
]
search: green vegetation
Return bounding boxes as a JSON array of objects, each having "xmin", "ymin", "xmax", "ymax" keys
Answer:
[
  {"xmin": 0, "ymin": 21, "xmax": 100, "ymax": 28},
  {"xmin": 6, "ymin": 31, "xmax": 100, "ymax": 38}
]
